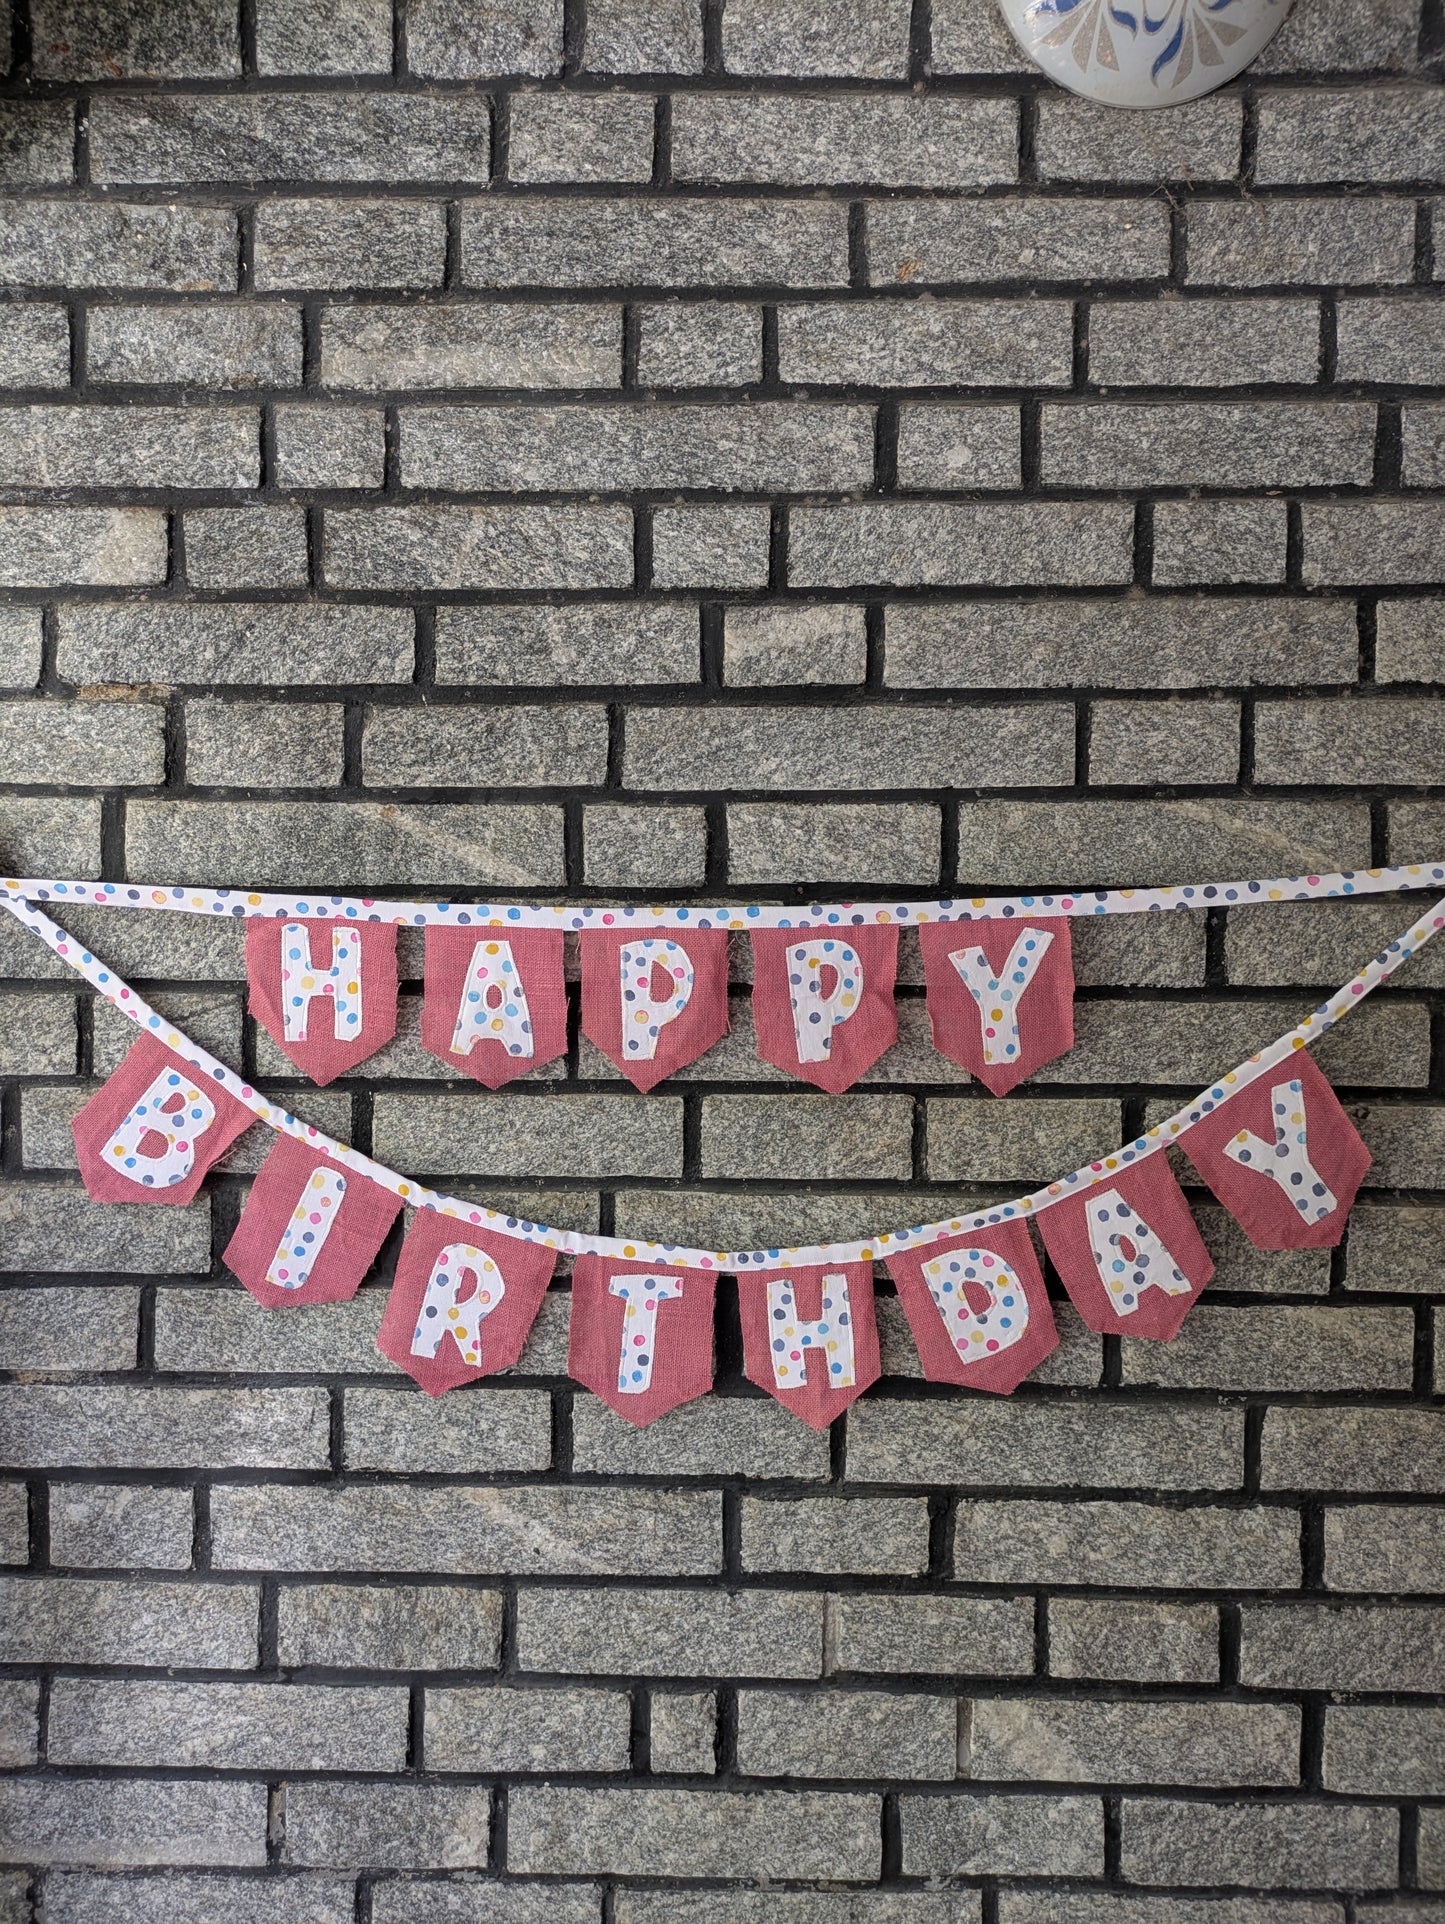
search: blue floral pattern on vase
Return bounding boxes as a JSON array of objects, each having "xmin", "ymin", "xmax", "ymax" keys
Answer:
[{"xmin": 999, "ymin": 0, "xmax": 1292, "ymax": 106}]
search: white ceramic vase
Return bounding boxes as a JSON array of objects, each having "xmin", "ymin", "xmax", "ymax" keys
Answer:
[{"xmin": 996, "ymin": 0, "xmax": 1294, "ymax": 107}]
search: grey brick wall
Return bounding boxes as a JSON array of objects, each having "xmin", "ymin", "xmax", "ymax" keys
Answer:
[{"xmin": 0, "ymin": 0, "xmax": 1442, "ymax": 1915}]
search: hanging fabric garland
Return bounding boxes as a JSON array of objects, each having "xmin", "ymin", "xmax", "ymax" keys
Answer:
[{"xmin": 419, "ymin": 926, "xmax": 567, "ymax": 1087}]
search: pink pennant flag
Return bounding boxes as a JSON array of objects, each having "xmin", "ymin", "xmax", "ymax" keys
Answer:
[
  {"xmin": 1183, "ymin": 1051, "xmax": 1370, "ymax": 1250},
  {"xmin": 751, "ymin": 925, "xmax": 898, "ymax": 1093},
  {"xmin": 72, "ymin": 1032, "xmax": 254, "ymax": 1206},
  {"xmin": 223, "ymin": 1135, "xmax": 402, "ymax": 1310},
  {"xmin": 886, "ymin": 1219, "xmax": 1057, "ymax": 1395},
  {"xmin": 421, "ymin": 926, "xmax": 567, "ymax": 1088},
  {"xmin": 568, "ymin": 1255, "xmax": 715, "ymax": 1425},
  {"xmin": 581, "ymin": 928, "xmax": 729, "ymax": 1092},
  {"xmin": 738, "ymin": 1260, "xmax": 880, "ymax": 1430},
  {"xmin": 919, "ymin": 916, "xmax": 1073, "ymax": 1096},
  {"xmin": 247, "ymin": 918, "xmax": 398, "ymax": 1085},
  {"xmin": 376, "ymin": 1213, "xmax": 557, "ymax": 1395},
  {"xmin": 1037, "ymin": 1155, "xmax": 1213, "ymax": 1340}
]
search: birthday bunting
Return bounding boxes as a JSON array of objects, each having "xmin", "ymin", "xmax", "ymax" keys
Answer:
[
  {"xmin": 886, "ymin": 1219, "xmax": 1059, "ymax": 1395},
  {"xmin": 1036, "ymin": 1153, "xmax": 1213, "ymax": 1340},
  {"xmin": 72, "ymin": 1033, "xmax": 254, "ymax": 1206},
  {"xmin": 581, "ymin": 927, "xmax": 730, "ymax": 1092},
  {"xmin": 247, "ymin": 918, "xmax": 398, "ymax": 1085},
  {"xmin": 377, "ymin": 1214, "xmax": 557, "ymax": 1395},
  {"xmin": 751, "ymin": 925, "xmax": 899, "ymax": 1093},
  {"xmin": 919, "ymin": 916, "xmax": 1074, "ymax": 1095},
  {"xmin": 223, "ymin": 1135, "xmax": 403, "ymax": 1310},
  {"xmin": 568, "ymin": 1255, "xmax": 717, "ymax": 1424},
  {"xmin": 738, "ymin": 1261, "xmax": 881, "ymax": 1431},
  {"xmin": 420, "ymin": 926, "xmax": 567, "ymax": 1088}
]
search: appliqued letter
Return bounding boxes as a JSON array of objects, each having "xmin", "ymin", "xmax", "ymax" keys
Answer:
[
  {"xmin": 767, "ymin": 1270, "xmax": 856, "ymax": 1390},
  {"xmin": 450, "ymin": 939, "xmax": 535, "ymax": 1063},
  {"xmin": 620, "ymin": 939, "xmax": 695, "ymax": 1064},
  {"xmin": 264, "ymin": 1165, "xmax": 347, "ymax": 1291},
  {"xmin": 100, "ymin": 1066, "xmax": 218, "ymax": 1191},
  {"xmin": 949, "ymin": 928, "xmax": 1055, "ymax": 1070},
  {"xmin": 1223, "ymin": 1077, "xmax": 1338, "ymax": 1226},
  {"xmin": 281, "ymin": 922, "xmax": 362, "ymax": 1043},
  {"xmin": 610, "ymin": 1271, "xmax": 685, "ymax": 1394},
  {"xmin": 921, "ymin": 1246, "xmax": 1029, "ymax": 1361},
  {"xmin": 411, "ymin": 1242, "xmax": 507, "ymax": 1369},
  {"xmin": 1084, "ymin": 1187, "xmax": 1193, "ymax": 1316},
  {"xmin": 788, "ymin": 938, "xmax": 862, "ymax": 1063}
]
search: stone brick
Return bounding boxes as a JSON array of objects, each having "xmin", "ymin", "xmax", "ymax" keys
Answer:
[
  {"xmin": 1123, "ymin": 1304, "xmax": 1413, "ymax": 1393},
  {"xmin": 1262, "ymin": 1406, "xmax": 1445, "ymax": 1493},
  {"xmin": 738, "ymin": 1687, "xmax": 957, "ymax": 1780},
  {"xmin": 281, "ymin": 1783, "xmax": 491, "ymax": 1869},
  {"xmin": 1424, "ymin": 1816, "xmax": 1445, "ymax": 1896},
  {"xmin": 0, "ymin": 505, "xmax": 165, "ymax": 588},
  {"xmin": 186, "ymin": 698, "xmax": 344, "ymax": 787},
  {"xmin": 91, "ymin": 94, "xmax": 488, "ymax": 186},
  {"xmin": 926, "ymin": 1097, "xmax": 1121, "ymax": 1182},
  {"xmin": 462, "ymin": 198, "xmax": 849, "ymax": 289},
  {"xmin": 257, "ymin": 0, "xmax": 393, "ymax": 74},
  {"xmin": 325, "ymin": 503, "xmax": 634, "ymax": 591},
  {"xmin": 1337, "ymin": 297, "xmax": 1445, "ymax": 385},
  {"xmin": 956, "ymin": 1500, "xmax": 1298, "ymax": 1589},
  {"xmin": 1257, "ymin": 0, "xmax": 1423, "ymax": 72},
  {"xmin": 791, "ymin": 502, "xmax": 1135, "ymax": 588},
  {"xmin": 185, "ymin": 507, "xmax": 309, "ymax": 590},
  {"xmin": 0, "ymin": 1179, "xmax": 211, "ymax": 1274},
  {"xmin": 1325, "ymin": 1503, "xmax": 1443, "ymax": 1594},
  {"xmin": 637, "ymin": 302, "xmax": 761, "ymax": 387},
  {"xmin": 887, "ymin": 596, "xmax": 1349, "ymax": 689},
  {"xmin": 363, "ymin": 703, "xmax": 607, "ymax": 788},
  {"xmin": 436, "ymin": 603, "xmax": 697, "ymax": 686},
  {"xmin": 649, "ymin": 1689, "xmax": 717, "ymax": 1774},
  {"xmin": 278, "ymin": 1583, "xmax": 503, "ymax": 1670},
  {"xmin": 30, "ymin": 0, "xmax": 239, "ymax": 77},
  {"xmin": 1241, "ymin": 1601, "xmax": 1444, "ymax": 1692},
  {"xmin": 585, "ymin": 0, "xmax": 702, "ymax": 72},
  {"xmin": 727, "ymin": 802, "xmax": 941, "ymax": 886},
  {"xmin": 778, "ymin": 299, "xmax": 1073, "ymax": 388},
  {"xmin": 58, "ymin": 602, "xmax": 411, "ymax": 685},
  {"xmin": 508, "ymin": 1785, "xmax": 880, "ymax": 1878},
  {"xmin": 901, "ymin": 1793, "xmax": 1102, "ymax": 1878},
  {"xmin": 49, "ymin": 1482, "xmax": 193, "ymax": 1570},
  {"xmin": 50, "ymin": 1678, "xmax": 407, "ymax": 1770},
  {"xmin": 273, "ymin": 403, "xmax": 386, "ymax": 485},
  {"xmin": 374, "ymin": 1090, "xmax": 679, "ymax": 1176},
  {"xmin": 342, "ymin": 1386, "xmax": 551, "ymax": 1474},
  {"xmin": 408, "ymin": 0, "xmax": 563, "ymax": 76},
  {"xmin": 0, "ymin": 697, "xmax": 160, "ymax": 786},
  {"xmin": 852, "ymin": 1398, "xmax": 1241, "ymax": 1492},
  {"xmin": 510, "ymin": 94, "xmax": 655, "ymax": 184},
  {"xmin": 0, "ymin": 1485, "xmax": 26, "ymax": 1564},
  {"xmin": 126, "ymin": 799, "xmax": 561, "ymax": 887},
  {"xmin": 932, "ymin": 0, "xmax": 1047, "ymax": 72},
  {"xmin": 0, "ymin": 1575, "xmax": 257, "ymax": 1666},
  {"xmin": 971, "ymin": 1698, "xmax": 1298, "ymax": 1788},
  {"xmin": 1035, "ymin": 96, "xmax": 1241, "ymax": 183},
  {"xmin": 898, "ymin": 404, "xmax": 1021, "ymax": 488},
  {"xmin": 373, "ymin": 1885, "xmax": 603, "ymax": 1924},
  {"xmin": 0, "ymin": 201, "xmax": 237, "ymax": 291},
  {"xmin": 652, "ymin": 504, "xmax": 771, "ymax": 588},
  {"xmin": 428, "ymin": 1684, "xmax": 630, "ymax": 1772},
  {"xmin": 1258, "ymin": 696, "xmax": 1445, "ymax": 782},
  {"xmin": 1089, "ymin": 700, "xmax": 1240, "ymax": 785},
  {"xmin": 0, "ymin": 98, "xmax": 75, "ymax": 183},
  {"xmin": 700, "ymin": 1094, "xmax": 912, "ymax": 1182},
  {"xmin": 518, "ymin": 1586, "xmax": 824, "ymax": 1685},
  {"xmin": 868, "ymin": 199, "xmax": 1170, "ymax": 287},
  {"xmin": 0, "ymin": 1680, "xmax": 35, "ymax": 1767},
  {"xmin": 90, "ymin": 987, "xmax": 239, "ymax": 1072},
  {"xmin": 584, "ymin": 803, "xmax": 706, "ymax": 886},
  {"xmin": 44, "ymin": 1873, "xmax": 357, "ymax": 1924},
  {"xmin": 724, "ymin": 604, "xmax": 867, "ymax": 687},
  {"xmin": 1000, "ymin": 1900, "xmax": 1335, "ymax": 1924},
  {"xmin": 1088, "ymin": 296, "xmax": 1320, "ymax": 385},
  {"xmin": 1186, "ymin": 198, "xmax": 1417, "ymax": 285},
  {"xmin": 1049, "ymin": 1599, "xmax": 1219, "ymax": 1685},
  {"xmin": 1151, "ymin": 500, "xmax": 1289, "ymax": 586},
  {"xmin": 212, "ymin": 1484, "xmax": 720, "ymax": 1575},
  {"xmin": 1404, "ymin": 403, "xmax": 1445, "ymax": 486},
  {"xmin": 0, "ymin": 1779, "xmax": 266, "ymax": 1869},
  {"xmin": 1257, "ymin": 86, "xmax": 1445, "ymax": 186},
  {"xmin": 1043, "ymin": 400, "xmax": 1373, "ymax": 490},
  {"xmin": 572, "ymin": 1396, "xmax": 829, "ymax": 1479},
  {"xmin": 1324, "ymin": 1704, "xmax": 1445, "ymax": 1795},
  {"xmin": 89, "ymin": 302, "xmax": 301, "ymax": 388},
  {"xmin": 1226, "ymin": 900, "xmax": 1445, "ymax": 989},
  {"xmin": 255, "ymin": 198, "xmax": 446, "ymax": 291},
  {"xmin": 723, "ymin": 0, "xmax": 911, "ymax": 76},
  {"xmin": 1346, "ymin": 1205, "xmax": 1445, "ymax": 1291},
  {"xmin": 1120, "ymin": 1798, "xmax": 1397, "ymax": 1891},
  {"xmin": 830, "ymin": 1594, "xmax": 1035, "ymax": 1678},
  {"xmin": 741, "ymin": 1496, "xmax": 930, "ymax": 1576},
  {"xmin": 0, "ymin": 1383, "xmax": 329, "ymax": 1471},
  {"xmin": 0, "ymin": 303, "xmax": 65, "ymax": 388},
  {"xmin": 954, "ymin": 798, "xmax": 1369, "ymax": 887},
  {"xmin": 1352, "ymin": 1100, "xmax": 1445, "ymax": 1187},
  {"xmin": 0, "ymin": 402, "xmax": 259, "ymax": 489},
  {"xmin": 0, "ymin": 988, "xmax": 74, "ymax": 1072},
  {"xmin": 323, "ymin": 302, "xmax": 620, "ymax": 389},
  {"xmin": 673, "ymin": 96, "xmax": 1015, "ymax": 189}
]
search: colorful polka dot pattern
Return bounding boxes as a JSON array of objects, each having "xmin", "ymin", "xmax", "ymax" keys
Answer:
[
  {"xmin": 788, "ymin": 938, "xmax": 861, "ymax": 1063},
  {"xmin": 922, "ymin": 1248, "xmax": 1029, "ymax": 1358},
  {"xmin": 767, "ymin": 1271, "xmax": 856, "ymax": 1389},
  {"xmin": 103, "ymin": 1067, "xmax": 217, "ymax": 1189},
  {"xmin": 411, "ymin": 1243, "xmax": 505, "ymax": 1368},
  {"xmin": 620, "ymin": 939, "xmax": 694, "ymax": 1060},
  {"xmin": 949, "ymin": 927, "xmax": 1053, "ymax": 1067},
  {"xmin": 451, "ymin": 937, "xmax": 534, "ymax": 1061},
  {"xmin": 281, "ymin": 922, "xmax": 362, "ymax": 1043},
  {"xmin": 1223, "ymin": 1077, "xmax": 1338, "ymax": 1224},
  {"xmin": 1084, "ymin": 1187, "xmax": 1192, "ymax": 1314},
  {"xmin": 264, "ymin": 1165, "xmax": 347, "ymax": 1291},
  {"xmin": 609, "ymin": 1273, "xmax": 684, "ymax": 1392}
]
